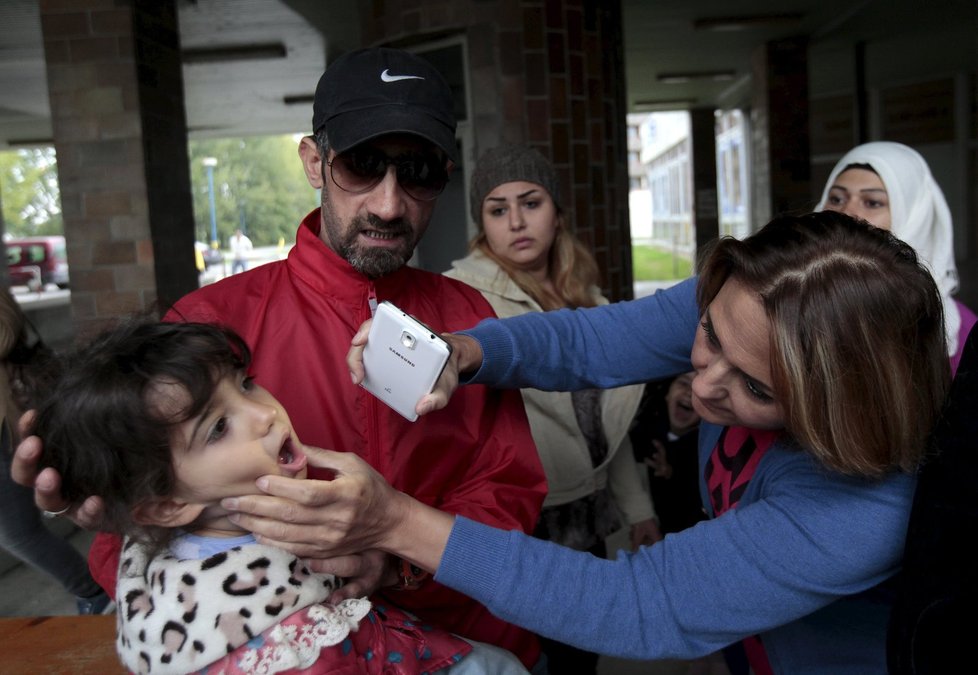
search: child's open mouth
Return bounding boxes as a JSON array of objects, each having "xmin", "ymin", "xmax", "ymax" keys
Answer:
[{"xmin": 277, "ymin": 437, "xmax": 307, "ymax": 476}]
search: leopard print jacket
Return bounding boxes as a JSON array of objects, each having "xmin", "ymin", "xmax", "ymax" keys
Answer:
[{"xmin": 115, "ymin": 537, "xmax": 371, "ymax": 674}]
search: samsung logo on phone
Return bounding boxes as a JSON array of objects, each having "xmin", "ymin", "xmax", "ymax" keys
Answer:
[{"xmin": 389, "ymin": 346, "xmax": 416, "ymax": 368}]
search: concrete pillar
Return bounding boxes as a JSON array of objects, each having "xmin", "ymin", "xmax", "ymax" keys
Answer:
[
  {"xmin": 689, "ymin": 108, "xmax": 720, "ymax": 253},
  {"xmin": 365, "ymin": 0, "xmax": 634, "ymax": 300},
  {"xmin": 750, "ymin": 37, "xmax": 811, "ymax": 226},
  {"xmin": 39, "ymin": 0, "xmax": 196, "ymax": 341}
]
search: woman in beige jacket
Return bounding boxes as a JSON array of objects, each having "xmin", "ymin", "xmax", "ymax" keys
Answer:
[{"xmin": 445, "ymin": 145, "xmax": 660, "ymax": 674}]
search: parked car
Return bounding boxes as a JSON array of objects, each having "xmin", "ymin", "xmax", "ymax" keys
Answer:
[
  {"xmin": 195, "ymin": 241, "xmax": 224, "ymax": 268},
  {"xmin": 6, "ymin": 236, "xmax": 69, "ymax": 289}
]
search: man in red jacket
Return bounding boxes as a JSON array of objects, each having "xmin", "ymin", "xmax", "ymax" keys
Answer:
[{"xmin": 15, "ymin": 47, "xmax": 546, "ymax": 669}]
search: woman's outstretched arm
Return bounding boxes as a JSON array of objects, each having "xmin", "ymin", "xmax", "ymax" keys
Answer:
[
  {"xmin": 228, "ymin": 443, "xmax": 913, "ymax": 663},
  {"xmin": 347, "ymin": 277, "xmax": 699, "ymax": 417}
]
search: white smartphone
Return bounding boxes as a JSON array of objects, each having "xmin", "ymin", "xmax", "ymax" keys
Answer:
[{"xmin": 360, "ymin": 301, "xmax": 453, "ymax": 422}]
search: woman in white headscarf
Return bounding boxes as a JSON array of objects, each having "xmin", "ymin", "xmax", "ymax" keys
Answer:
[{"xmin": 818, "ymin": 141, "xmax": 976, "ymax": 375}]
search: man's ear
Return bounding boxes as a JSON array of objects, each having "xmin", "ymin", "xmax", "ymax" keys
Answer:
[
  {"xmin": 298, "ymin": 136, "xmax": 325, "ymax": 189},
  {"xmin": 131, "ymin": 497, "xmax": 205, "ymax": 529}
]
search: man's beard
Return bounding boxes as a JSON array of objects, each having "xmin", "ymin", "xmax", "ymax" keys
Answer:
[
  {"xmin": 341, "ymin": 229, "xmax": 410, "ymax": 278},
  {"xmin": 321, "ymin": 197, "xmax": 419, "ymax": 279}
]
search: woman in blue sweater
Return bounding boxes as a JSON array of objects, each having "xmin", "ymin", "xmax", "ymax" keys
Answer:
[{"xmin": 223, "ymin": 211, "xmax": 949, "ymax": 674}]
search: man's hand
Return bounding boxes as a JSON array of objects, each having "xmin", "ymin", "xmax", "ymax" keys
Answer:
[
  {"xmin": 345, "ymin": 319, "xmax": 372, "ymax": 386},
  {"xmin": 347, "ymin": 321, "xmax": 484, "ymax": 417},
  {"xmin": 221, "ymin": 446, "xmax": 407, "ymax": 559},
  {"xmin": 12, "ymin": 411, "xmax": 104, "ymax": 529},
  {"xmin": 304, "ymin": 549, "xmax": 399, "ymax": 603}
]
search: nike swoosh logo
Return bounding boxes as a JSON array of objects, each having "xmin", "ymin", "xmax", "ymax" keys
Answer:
[{"xmin": 381, "ymin": 69, "xmax": 425, "ymax": 83}]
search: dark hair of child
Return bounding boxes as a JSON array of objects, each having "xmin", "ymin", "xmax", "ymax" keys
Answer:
[{"xmin": 34, "ymin": 321, "xmax": 252, "ymax": 552}]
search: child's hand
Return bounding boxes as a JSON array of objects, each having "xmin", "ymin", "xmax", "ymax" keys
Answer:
[
  {"xmin": 643, "ymin": 440, "xmax": 674, "ymax": 479},
  {"xmin": 629, "ymin": 518, "xmax": 663, "ymax": 550}
]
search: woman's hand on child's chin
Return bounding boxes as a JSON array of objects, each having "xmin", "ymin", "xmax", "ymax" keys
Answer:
[{"xmin": 220, "ymin": 446, "xmax": 406, "ymax": 559}]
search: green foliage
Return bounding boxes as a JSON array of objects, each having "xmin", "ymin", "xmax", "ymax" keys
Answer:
[
  {"xmin": 188, "ymin": 135, "xmax": 315, "ymax": 248},
  {"xmin": 0, "ymin": 148, "xmax": 64, "ymax": 236},
  {"xmin": 2, "ymin": 138, "xmax": 313, "ymax": 246},
  {"xmin": 631, "ymin": 244, "xmax": 693, "ymax": 281}
]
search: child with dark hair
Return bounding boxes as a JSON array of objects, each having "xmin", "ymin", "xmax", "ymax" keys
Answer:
[
  {"xmin": 631, "ymin": 372, "xmax": 705, "ymax": 536},
  {"xmin": 631, "ymin": 374, "xmax": 734, "ymax": 675},
  {"xmin": 34, "ymin": 321, "xmax": 526, "ymax": 675}
]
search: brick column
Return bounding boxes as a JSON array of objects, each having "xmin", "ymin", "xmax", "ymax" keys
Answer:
[
  {"xmin": 40, "ymin": 0, "xmax": 196, "ymax": 340},
  {"xmin": 365, "ymin": 0, "xmax": 633, "ymax": 300}
]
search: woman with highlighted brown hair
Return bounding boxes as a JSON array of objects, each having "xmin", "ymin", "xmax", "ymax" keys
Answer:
[{"xmin": 220, "ymin": 211, "xmax": 949, "ymax": 675}]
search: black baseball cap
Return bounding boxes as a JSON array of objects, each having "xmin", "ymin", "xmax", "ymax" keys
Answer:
[{"xmin": 312, "ymin": 47, "xmax": 458, "ymax": 163}]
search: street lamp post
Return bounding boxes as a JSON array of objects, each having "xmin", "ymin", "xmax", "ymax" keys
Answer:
[{"xmin": 202, "ymin": 157, "xmax": 218, "ymax": 249}]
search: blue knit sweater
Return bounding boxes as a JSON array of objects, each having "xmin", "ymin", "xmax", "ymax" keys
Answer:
[{"xmin": 436, "ymin": 278, "xmax": 911, "ymax": 674}]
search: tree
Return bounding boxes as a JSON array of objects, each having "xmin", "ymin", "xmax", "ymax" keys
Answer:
[
  {"xmin": 1, "ymin": 136, "xmax": 313, "ymax": 247},
  {"xmin": 0, "ymin": 147, "xmax": 63, "ymax": 237},
  {"xmin": 188, "ymin": 135, "xmax": 315, "ymax": 248}
]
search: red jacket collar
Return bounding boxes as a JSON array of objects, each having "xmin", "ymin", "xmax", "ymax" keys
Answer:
[{"xmin": 287, "ymin": 208, "xmax": 418, "ymax": 305}]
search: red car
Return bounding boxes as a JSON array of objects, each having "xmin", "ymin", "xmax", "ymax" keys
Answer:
[{"xmin": 6, "ymin": 236, "xmax": 70, "ymax": 289}]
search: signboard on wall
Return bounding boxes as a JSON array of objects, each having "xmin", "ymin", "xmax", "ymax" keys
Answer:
[{"xmin": 881, "ymin": 79, "xmax": 955, "ymax": 145}]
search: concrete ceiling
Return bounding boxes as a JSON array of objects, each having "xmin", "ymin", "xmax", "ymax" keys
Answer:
[
  {"xmin": 622, "ymin": 0, "xmax": 976, "ymax": 112},
  {"xmin": 0, "ymin": 0, "xmax": 974, "ymax": 149}
]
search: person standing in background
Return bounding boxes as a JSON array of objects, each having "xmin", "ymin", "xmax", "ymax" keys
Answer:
[
  {"xmin": 229, "ymin": 228, "xmax": 253, "ymax": 274},
  {"xmin": 445, "ymin": 144, "xmax": 660, "ymax": 675}
]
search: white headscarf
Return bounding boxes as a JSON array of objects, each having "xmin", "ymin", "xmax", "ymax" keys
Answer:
[{"xmin": 817, "ymin": 141, "xmax": 961, "ymax": 357}]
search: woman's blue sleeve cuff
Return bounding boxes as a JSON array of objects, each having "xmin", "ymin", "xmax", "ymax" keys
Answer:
[
  {"xmin": 457, "ymin": 318, "xmax": 519, "ymax": 386},
  {"xmin": 434, "ymin": 515, "xmax": 513, "ymax": 606}
]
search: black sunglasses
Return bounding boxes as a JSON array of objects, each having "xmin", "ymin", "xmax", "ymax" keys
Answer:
[{"xmin": 325, "ymin": 147, "xmax": 449, "ymax": 201}]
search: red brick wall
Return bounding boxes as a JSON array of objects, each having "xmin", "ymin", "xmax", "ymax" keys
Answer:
[{"xmin": 40, "ymin": 0, "xmax": 196, "ymax": 339}]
